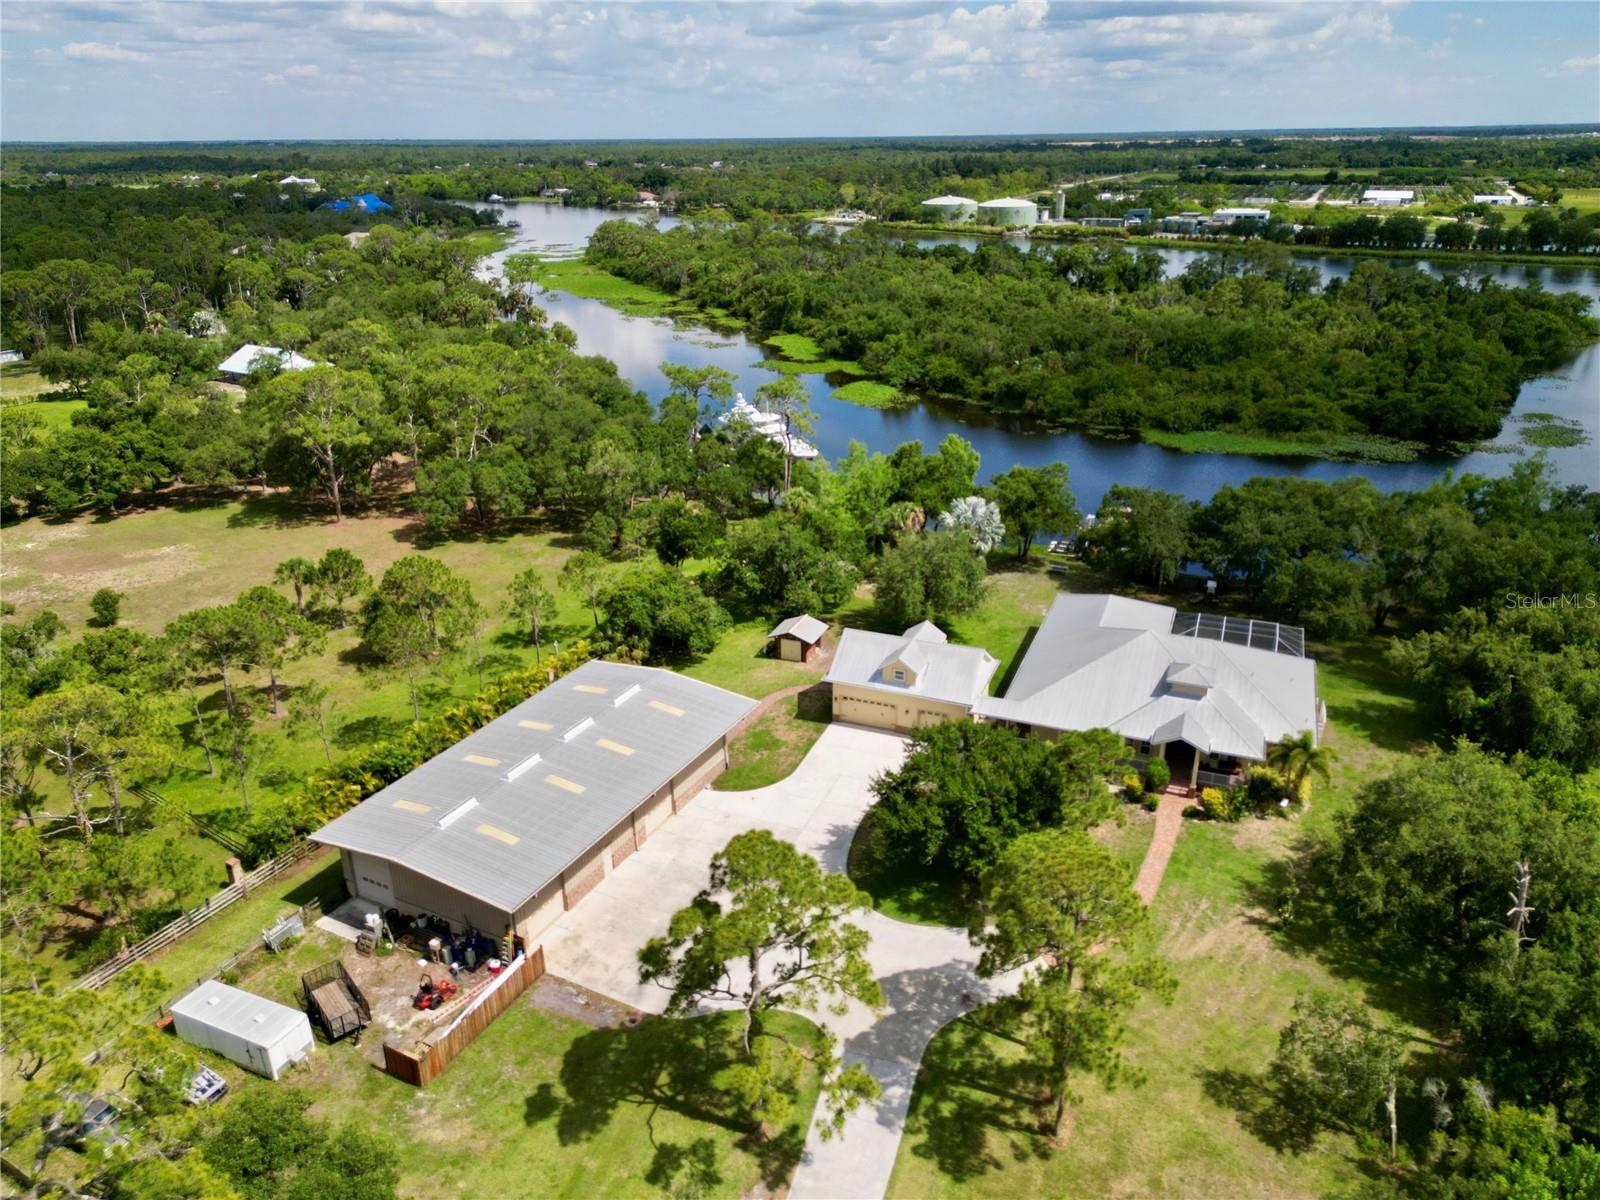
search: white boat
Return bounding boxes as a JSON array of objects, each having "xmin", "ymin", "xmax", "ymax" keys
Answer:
[{"xmin": 725, "ymin": 394, "xmax": 818, "ymax": 459}]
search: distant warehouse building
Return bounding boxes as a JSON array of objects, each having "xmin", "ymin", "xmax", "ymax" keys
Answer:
[
  {"xmin": 1473, "ymin": 193, "xmax": 1516, "ymax": 206},
  {"xmin": 1362, "ymin": 188, "xmax": 1415, "ymax": 207},
  {"xmin": 1211, "ymin": 207, "xmax": 1272, "ymax": 225},
  {"xmin": 311, "ymin": 661, "xmax": 756, "ymax": 950},
  {"xmin": 976, "ymin": 197, "xmax": 1039, "ymax": 229},
  {"xmin": 920, "ymin": 195, "xmax": 978, "ymax": 224}
]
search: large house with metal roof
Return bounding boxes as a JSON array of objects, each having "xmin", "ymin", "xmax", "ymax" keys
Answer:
[
  {"xmin": 311, "ymin": 661, "xmax": 755, "ymax": 950},
  {"xmin": 824, "ymin": 620, "xmax": 998, "ymax": 730},
  {"xmin": 975, "ymin": 594, "xmax": 1323, "ymax": 793}
]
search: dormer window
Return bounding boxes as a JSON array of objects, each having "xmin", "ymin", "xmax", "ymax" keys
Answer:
[
  {"xmin": 891, "ymin": 668, "xmax": 906, "ymax": 682},
  {"xmin": 1163, "ymin": 661, "xmax": 1212, "ymax": 698}
]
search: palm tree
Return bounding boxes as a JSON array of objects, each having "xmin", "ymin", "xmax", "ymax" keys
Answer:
[{"xmin": 1266, "ymin": 731, "xmax": 1335, "ymax": 802}]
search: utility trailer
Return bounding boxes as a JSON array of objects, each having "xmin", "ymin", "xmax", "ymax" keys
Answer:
[{"xmin": 301, "ymin": 960, "xmax": 371, "ymax": 1043}]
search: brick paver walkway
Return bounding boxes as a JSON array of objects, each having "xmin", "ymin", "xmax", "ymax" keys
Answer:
[{"xmin": 1132, "ymin": 789, "xmax": 1191, "ymax": 905}]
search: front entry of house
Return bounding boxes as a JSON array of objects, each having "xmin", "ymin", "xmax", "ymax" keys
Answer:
[{"xmin": 1162, "ymin": 742, "xmax": 1197, "ymax": 792}]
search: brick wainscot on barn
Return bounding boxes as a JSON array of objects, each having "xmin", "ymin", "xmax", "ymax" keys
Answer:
[{"xmin": 311, "ymin": 661, "xmax": 756, "ymax": 952}]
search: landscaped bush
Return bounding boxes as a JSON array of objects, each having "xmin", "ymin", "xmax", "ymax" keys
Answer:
[
  {"xmin": 1143, "ymin": 757, "xmax": 1171, "ymax": 794},
  {"xmin": 1121, "ymin": 771, "xmax": 1144, "ymax": 803},
  {"xmin": 1198, "ymin": 786, "xmax": 1239, "ymax": 822},
  {"xmin": 1243, "ymin": 765, "xmax": 1294, "ymax": 814}
]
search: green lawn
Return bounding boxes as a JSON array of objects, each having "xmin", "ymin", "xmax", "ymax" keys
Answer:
[
  {"xmin": 847, "ymin": 808, "xmax": 973, "ymax": 928},
  {"xmin": 210, "ymin": 957, "xmax": 827, "ymax": 1200},
  {"xmin": 887, "ymin": 819, "xmax": 1390, "ymax": 1200},
  {"xmin": 0, "ymin": 364, "xmax": 60, "ymax": 400},
  {"xmin": 833, "ymin": 380, "xmax": 909, "ymax": 408},
  {"xmin": 5, "ymin": 498, "xmax": 606, "ymax": 826},
  {"xmin": 883, "ymin": 609, "xmax": 1437, "ymax": 1198},
  {"xmin": 716, "ymin": 687, "xmax": 831, "ymax": 790},
  {"xmin": 138, "ymin": 851, "xmax": 344, "ymax": 1000},
  {"xmin": 4, "ymin": 396, "xmax": 87, "ymax": 429}
]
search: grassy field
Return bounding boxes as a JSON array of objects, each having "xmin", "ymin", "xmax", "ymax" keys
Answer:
[
  {"xmin": 524, "ymin": 255, "xmax": 746, "ymax": 326},
  {"xmin": 887, "ymin": 817, "xmax": 1383, "ymax": 1200},
  {"xmin": 833, "ymin": 380, "xmax": 908, "ymax": 408},
  {"xmin": 715, "ymin": 685, "xmax": 831, "ymax": 791},
  {"xmin": 1, "ymin": 365, "xmax": 63, "ymax": 400},
  {"xmin": 1143, "ymin": 428, "xmax": 1428, "ymax": 464},
  {"xmin": 4, "ymin": 397, "xmax": 87, "ymax": 429},
  {"xmin": 192, "ymin": 927, "xmax": 829, "ymax": 1200},
  {"xmin": 146, "ymin": 851, "xmax": 345, "ymax": 1000},
  {"xmin": 1, "ymin": 495, "xmax": 860, "ymax": 982}
]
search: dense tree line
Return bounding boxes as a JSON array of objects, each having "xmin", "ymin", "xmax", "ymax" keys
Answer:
[
  {"xmin": 1301, "ymin": 743, "xmax": 1600, "ymax": 1136},
  {"xmin": 585, "ymin": 221, "xmax": 1595, "ymax": 445},
  {"xmin": 7, "ymin": 131, "xmax": 1596, "ymax": 215}
]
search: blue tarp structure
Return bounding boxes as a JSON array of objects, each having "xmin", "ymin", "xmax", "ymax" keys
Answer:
[{"xmin": 321, "ymin": 192, "xmax": 393, "ymax": 213}]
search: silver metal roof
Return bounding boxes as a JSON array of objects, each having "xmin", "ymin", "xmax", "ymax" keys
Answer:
[
  {"xmin": 974, "ymin": 595, "xmax": 1319, "ymax": 761},
  {"xmin": 824, "ymin": 622, "xmax": 998, "ymax": 708},
  {"xmin": 769, "ymin": 614, "xmax": 827, "ymax": 644},
  {"xmin": 311, "ymin": 661, "xmax": 756, "ymax": 913},
  {"xmin": 170, "ymin": 980, "xmax": 309, "ymax": 1045}
]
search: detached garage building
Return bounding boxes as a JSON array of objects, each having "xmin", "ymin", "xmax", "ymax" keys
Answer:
[
  {"xmin": 824, "ymin": 621, "xmax": 998, "ymax": 731},
  {"xmin": 312, "ymin": 661, "xmax": 755, "ymax": 951}
]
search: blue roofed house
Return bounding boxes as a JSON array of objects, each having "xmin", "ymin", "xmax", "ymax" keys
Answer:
[{"xmin": 321, "ymin": 192, "xmax": 394, "ymax": 213}]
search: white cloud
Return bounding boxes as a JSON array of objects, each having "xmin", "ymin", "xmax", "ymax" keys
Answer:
[
  {"xmin": 1545, "ymin": 53, "xmax": 1599, "ymax": 77},
  {"xmin": 4, "ymin": 0, "xmax": 1595, "ymax": 140},
  {"xmin": 63, "ymin": 41, "xmax": 151, "ymax": 62}
]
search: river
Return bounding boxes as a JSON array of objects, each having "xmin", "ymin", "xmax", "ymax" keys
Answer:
[{"xmin": 475, "ymin": 201, "xmax": 1599, "ymax": 506}]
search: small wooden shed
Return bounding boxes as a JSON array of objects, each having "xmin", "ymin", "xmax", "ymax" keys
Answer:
[{"xmin": 768, "ymin": 615, "xmax": 827, "ymax": 663}]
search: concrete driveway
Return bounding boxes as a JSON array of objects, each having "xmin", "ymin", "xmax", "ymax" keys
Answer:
[
  {"xmin": 540, "ymin": 721, "xmax": 908, "ymax": 1012},
  {"xmin": 539, "ymin": 720, "xmax": 1025, "ymax": 1200}
]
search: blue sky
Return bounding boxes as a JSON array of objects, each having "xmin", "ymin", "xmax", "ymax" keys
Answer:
[{"xmin": 1, "ymin": 1, "xmax": 1595, "ymax": 141}]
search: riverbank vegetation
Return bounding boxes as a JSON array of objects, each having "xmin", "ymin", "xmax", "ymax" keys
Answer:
[{"xmin": 585, "ymin": 220, "xmax": 1596, "ymax": 447}]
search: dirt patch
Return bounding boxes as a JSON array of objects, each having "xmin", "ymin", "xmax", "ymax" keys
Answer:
[
  {"xmin": 531, "ymin": 973, "xmax": 636, "ymax": 1029},
  {"xmin": 4, "ymin": 536, "xmax": 203, "ymax": 607}
]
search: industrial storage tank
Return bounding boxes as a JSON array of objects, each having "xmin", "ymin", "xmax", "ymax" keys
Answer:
[
  {"xmin": 920, "ymin": 195, "xmax": 978, "ymax": 224},
  {"xmin": 977, "ymin": 197, "xmax": 1039, "ymax": 228}
]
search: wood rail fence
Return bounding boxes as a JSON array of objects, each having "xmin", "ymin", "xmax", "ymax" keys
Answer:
[
  {"xmin": 383, "ymin": 948, "xmax": 544, "ymax": 1087},
  {"xmin": 73, "ymin": 841, "xmax": 320, "ymax": 991},
  {"xmin": 131, "ymin": 783, "xmax": 248, "ymax": 855}
]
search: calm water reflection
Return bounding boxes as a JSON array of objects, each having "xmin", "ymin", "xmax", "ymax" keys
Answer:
[{"xmin": 475, "ymin": 202, "xmax": 1600, "ymax": 505}]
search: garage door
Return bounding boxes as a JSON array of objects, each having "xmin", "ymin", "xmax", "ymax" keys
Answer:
[
  {"xmin": 835, "ymin": 693, "xmax": 897, "ymax": 729},
  {"xmin": 349, "ymin": 852, "xmax": 396, "ymax": 909}
]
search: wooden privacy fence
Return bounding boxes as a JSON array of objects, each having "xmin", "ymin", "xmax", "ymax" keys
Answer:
[
  {"xmin": 384, "ymin": 948, "xmax": 544, "ymax": 1087},
  {"xmin": 73, "ymin": 841, "xmax": 320, "ymax": 991}
]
